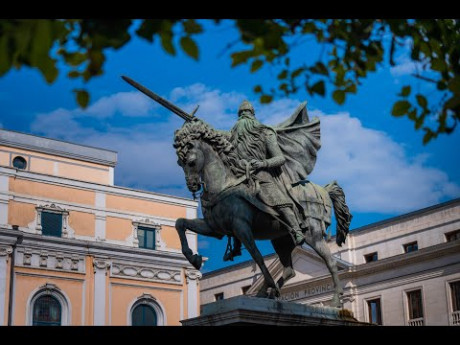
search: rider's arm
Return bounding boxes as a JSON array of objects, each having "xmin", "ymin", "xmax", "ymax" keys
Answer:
[{"xmin": 263, "ymin": 130, "xmax": 286, "ymax": 168}]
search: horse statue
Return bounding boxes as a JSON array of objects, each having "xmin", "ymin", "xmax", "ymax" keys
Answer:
[
  {"xmin": 121, "ymin": 76, "xmax": 352, "ymax": 307},
  {"xmin": 173, "ymin": 117, "xmax": 352, "ymax": 306}
]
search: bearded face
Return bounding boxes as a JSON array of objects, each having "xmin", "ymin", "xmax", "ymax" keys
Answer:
[{"xmin": 230, "ymin": 112, "xmax": 266, "ymax": 161}]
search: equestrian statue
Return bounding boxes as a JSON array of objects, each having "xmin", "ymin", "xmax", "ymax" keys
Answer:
[{"xmin": 122, "ymin": 76, "xmax": 352, "ymax": 307}]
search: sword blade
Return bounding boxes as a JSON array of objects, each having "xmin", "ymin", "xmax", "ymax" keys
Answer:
[{"xmin": 121, "ymin": 75, "xmax": 193, "ymax": 122}]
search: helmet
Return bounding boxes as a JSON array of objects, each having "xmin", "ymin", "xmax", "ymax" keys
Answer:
[{"xmin": 238, "ymin": 100, "xmax": 255, "ymax": 116}]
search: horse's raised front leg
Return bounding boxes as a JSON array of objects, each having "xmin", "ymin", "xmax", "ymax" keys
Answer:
[{"xmin": 175, "ymin": 218, "xmax": 221, "ymax": 270}]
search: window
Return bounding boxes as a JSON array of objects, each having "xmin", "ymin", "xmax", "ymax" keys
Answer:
[
  {"xmin": 364, "ymin": 252, "xmax": 378, "ymax": 263},
  {"xmin": 33, "ymin": 295, "xmax": 61, "ymax": 326},
  {"xmin": 451, "ymin": 281, "xmax": 460, "ymax": 312},
  {"xmin": 129, "ymin": 294, "xmax": 165, "ymax": 326},
  {"xmin": 446, "ymin": 230, "xmax": 460, "ymax": 242},
  {"xmin": 137, "ymin": 226, "xmax": 156, "ymax": 250},
  {"xmin": 36, "ymin": 204, "xmax": 70, "ymax": 238},
  {"xmin": 41, "ymin": 211, "xmax": 63, "ymax": 237},
  {"xmin": 367, "ymin": 298, "xmax": 382, "ymax": 325},
  {"xmin": 132, "ymin": 304, "xmax": 157, "ymax": 326},
  {"xmin": 407, "ymin": 290, "xmax": 424, "ymax": 325},
  {"xmin": 28, "ymin": 284, "xmax": 69, "ymax": 326},
  {"xmin": 451, "ymin": 281, "xmax": 460, "ymax": 325},
  {"xmin": 241, "ymin": 285, "xmax": 251, "ymax": 295},
  {"xmin": 403, "ymin": 241, "xmax": 418, "ymax": 253},
  {"xmin": 215, "ymin": 292, "xmax": 224, "ymax": 301},
  {"xmin": 12, "ymin": 156, "xmax": 27, "ymax": 170}
]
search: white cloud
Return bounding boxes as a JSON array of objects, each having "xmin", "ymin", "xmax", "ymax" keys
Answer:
[
  {"xmin": 308, "ymin": 110, "xmax": 460, "ymax": 213},
  {"xmin": 30, "ymin": 85, "xmax": 459, "ymax": 215},
  {"xmin": 390, "ymin": 59, "xmax": 417, "ymax": 77},
  {"xmin": 169, "ymin": 83, "xmax": 244, "ymax": 129},
  {"xmin": 83, "ymin": 91, "xmax": 157, "ymax": 118}
]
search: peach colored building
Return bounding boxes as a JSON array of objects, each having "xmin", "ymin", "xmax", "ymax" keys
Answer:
[{"xmin": 0, "ymin": 128, "xmax": 200, "ymax": 326}]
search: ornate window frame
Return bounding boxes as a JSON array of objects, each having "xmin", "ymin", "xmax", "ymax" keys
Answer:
[
  {"xmin": 35, "ymin": 204, "xmax": 72, "ymax": 238},
  {"xmin": 127, "ymin": 293, "xmax": 166, "ymax": 326},
  {"xmin": 132, "ymin": 219, "xmax": 165, "ymax": 249},
  {"xmin": 26, "ymin": 283, "xmax": 71, "ymax": 326}
]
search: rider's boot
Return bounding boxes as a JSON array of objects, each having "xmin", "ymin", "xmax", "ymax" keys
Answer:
[{"xmin": 277, "ymin": 207, "xmax": 306, "ymax": 246}]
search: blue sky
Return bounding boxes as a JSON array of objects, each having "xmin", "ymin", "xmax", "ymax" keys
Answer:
[{"xmin": 1, "ymin": 20, "xmax": 459, "ymax": 272}]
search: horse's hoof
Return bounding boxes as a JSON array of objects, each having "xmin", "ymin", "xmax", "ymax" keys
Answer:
[
  {"xmin": 191, "ymin": 254, "xmax": 202, "ymax": 270},
  {"xmin": 331, "ymin": 297, "xmax": 342, "ymax": 308},
  {"xmin": 255, "ymin": 290, "xmax": 269, "ymax": 298},
  {"xmin": 265, "ymin": 287, "xmax": 281, "ymax": 299},
  {"xmin": 223, "ymin": 252, "xmax": 233, "ymax": 262}
]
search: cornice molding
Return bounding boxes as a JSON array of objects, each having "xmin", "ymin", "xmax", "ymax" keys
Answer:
[
  {"xmin": 0, "ymin": 228, "xmax": 193, "ymax": 269},
  {"xmin": 111, "ymin": 262, "xmax": 183, "ymax": 285},
  {"xmin": 0, "ymin": 166, "xmax": 197, "ymax": 208},
  {"xmin": 185, "ymin": 269, "xmax": 202, "ymax": 282}
]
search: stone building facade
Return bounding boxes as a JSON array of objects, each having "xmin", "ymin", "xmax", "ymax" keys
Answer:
[
  {"xmin": 0, "ymin": 129, "xmax": 200, "ymax": 326},
  {"xmin": 201, "ymin": 198, "xmax": 460, "ymax": 326}
]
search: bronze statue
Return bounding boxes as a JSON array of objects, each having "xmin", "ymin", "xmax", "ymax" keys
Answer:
[
  {"xmin": 122, "ymin": 76, "xmax": 352, "ymax": 306},
  {"xmin": 229, "ymin": 100, "xmax": 306, "ymax": 246}
]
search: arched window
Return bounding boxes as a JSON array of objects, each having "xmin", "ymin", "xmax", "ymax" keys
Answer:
[
  {"xmin": 132, "ymin": 304, "xmax": 157, "ymax": 326},
  {"xmin": 27, "ymin": 283, "xmax": 70, "ymax": 326},
  {"xmin": 129, "ymin": 294, "xmax": 165, "ymax": 326},
  {"xmin": 33, "ymin": 295, "xmax": 62, "ymax": 326}
]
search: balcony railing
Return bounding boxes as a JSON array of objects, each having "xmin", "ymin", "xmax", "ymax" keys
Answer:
[
  {"xmin": 452, "ymin": 311, "xmax": 460, "ymax": 325},
  {"xmin": 408, "ymin": 317, "xmax": 424, "ymax": 326}
]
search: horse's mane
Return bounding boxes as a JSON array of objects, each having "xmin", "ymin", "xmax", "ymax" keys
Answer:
[{"xmin": 173, "ymin": 119, "xmax": 244, "ymax": 176}]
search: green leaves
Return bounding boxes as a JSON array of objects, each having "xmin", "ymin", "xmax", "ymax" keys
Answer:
[
  {"xmin": 180, "ymin": 36, "xmax": 199, "ymax": 60},
  {"xmin": 183, "ymin": 20, "xmax": 202, "ymax": 34},
  {"xmin": 74, "ymin": 89, "xmax": 89, "ymax": 108},
  {"xmin": 0, "ymin": 19, "xmax": 459, "ymax": 144},
  {"xmin": 260, "ymin": 95, "xmax": 273, "ymax": 103},
  {"xmin": 392, "ymin": 100, "xmax": 411, "ymax": 116},
  {"xmin": 309, "ymin": 80, "xmax": 325, "ymax": 96},
  {"xmin": 400, "ymin": 86, "xmax": 411, "ymax": 97},
  {"xmin": 309, "ymin": 62, "xmax": 329, "ymax": 76},
  {"xmin": 416, "ymin": 94, "xmax": 427, "ymax": 108},
  {"xmin": 251, "ymin": 60, "xmax": 263, "ymax": 72},
  {"xmin": 332, "ymin": 89, "xmax": 345, "ymax": 104}
]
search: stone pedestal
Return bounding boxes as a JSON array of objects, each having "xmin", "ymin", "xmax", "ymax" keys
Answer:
[{"xmin": 181, "ymin": 295, "xmax": 370, "ymax": 326}]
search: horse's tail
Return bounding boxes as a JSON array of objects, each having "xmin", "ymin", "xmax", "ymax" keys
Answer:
[{"xmin": 324, "ymin": 180, "xmax": 352, "ymax": 247}]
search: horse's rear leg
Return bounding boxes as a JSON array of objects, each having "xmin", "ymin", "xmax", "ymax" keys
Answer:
[
  {"xmin": 305, "ymin": 220, "xmax": 343, "ymax": 307},
  {"xmin": 271, "ymin": 235, "xmax": 296, "ymax": 289},
  {"xmin": 234, "ymin": 219, "xmax": 279, "ymax": 299},
  {"xmin": 175, "ymin": 218, "xmax": 221, "ymax": 270}
]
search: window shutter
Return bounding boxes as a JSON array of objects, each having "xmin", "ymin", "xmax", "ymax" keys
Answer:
[{"xmin": 41, "ymin": 212, "xmax": 62, "ymax": 237}]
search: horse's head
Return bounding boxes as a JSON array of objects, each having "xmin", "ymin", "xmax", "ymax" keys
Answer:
[
  {"xmin": 174, "ymin": 118, "xmax": 243, "ymax": 197},
  {"xmin": 176, "ymin": 140, "xmax": 205, "ymax": 193}
]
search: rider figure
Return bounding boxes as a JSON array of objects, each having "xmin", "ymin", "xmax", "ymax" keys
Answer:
[{"xmin": 229, "ymin": 100, "xmax": 306, "ymax": 247}]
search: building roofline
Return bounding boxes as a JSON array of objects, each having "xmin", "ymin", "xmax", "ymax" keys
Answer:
[
  {"xmin": 0, "ymin": 128, "xmax": 117, "ymax": 167},
  {"xmin": 202, "ymin": 253, "xmax": 278, "ymax": 278},
  {"xmin": 331, "ymin": 198, "xmax": 460, "ymax": 239}
]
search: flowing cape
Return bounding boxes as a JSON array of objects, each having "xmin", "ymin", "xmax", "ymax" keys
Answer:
[{"xmin": 274, "ymin": 102, "xmax": 321, "ymax": 183}]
